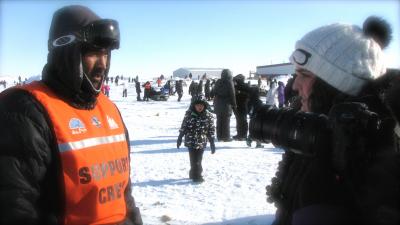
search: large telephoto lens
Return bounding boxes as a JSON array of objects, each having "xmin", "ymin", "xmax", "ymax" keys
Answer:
[{"xmin": 249, "ymin": 106, "xmax": 331, "ymax": 157}]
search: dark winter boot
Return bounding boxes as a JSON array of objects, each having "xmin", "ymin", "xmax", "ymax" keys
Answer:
[
  {"xmin": 246, "ymin": 137, "xmax": 252, "ymax": 147},
  {"xmin": 255, "ymin": 142, "xmax": 264, "ymax": 148},
  {"xmin": 192, "ymin": 176, "xmax": 204, "ymax": 183},
  {"xmin": 233, "ymin": 135, "xmax": 246, "ymax": 141}
]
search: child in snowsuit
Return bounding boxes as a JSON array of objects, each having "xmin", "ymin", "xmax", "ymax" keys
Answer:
[{"xmin": 177, "ymin": 96, "xmax": 216, "ymax": 182}]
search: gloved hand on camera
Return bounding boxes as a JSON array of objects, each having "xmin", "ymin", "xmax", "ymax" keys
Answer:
[
  {"xmin": 177, "ymin": 132, "xmax": 184, "ymax": 149},
  {"xmin": 328, "ymin": 102, "xmax": 379, "ymax": 174}
]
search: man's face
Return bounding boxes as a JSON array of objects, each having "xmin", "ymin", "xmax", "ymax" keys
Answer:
[
  {"xmin": 292, "ymin": 67, "xmax": 316, "ymax": 112},
  {"xmin": 194, "ymin": 103, "xmax": 205, "ymax": 113},
  {"xmin": 82, "ymin": 48, "xmax": 109, "ymax": 90}
]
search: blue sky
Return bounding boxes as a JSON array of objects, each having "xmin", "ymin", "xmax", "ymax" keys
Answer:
[{"xmin": 0, "ymin": 0, "xmax": 399, "ymax": 79}]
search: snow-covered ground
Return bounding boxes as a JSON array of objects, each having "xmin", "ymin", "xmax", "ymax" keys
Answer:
[
  {"xmin": 112, "ymin": 80, "xmax": 282, "ymax": 225},
  {"xmin": 1, "ymin": 78, "xmax": 282, "ymax": 225}
]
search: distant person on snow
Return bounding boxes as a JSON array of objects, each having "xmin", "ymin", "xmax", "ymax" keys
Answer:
[
  {"xmin": 277, "ymin": 81, "xmax": 285, "ymax": 108},
  {"xmin": 204, "ymin": 79, "xmax": 211, "ymax": 101},
  {"xmin": 188, "ymin": 80, "xmax": 198, "ymax": 99},
  {"xmin": 0, "ymin": 5, "xmax": 142, "ymax": 225},
  {"xmin": 177, "ymin": 96, "xmax": 216, "ymax": 182},
  {"xmin": 232, "ymin": 74, "xmax": 250, "ymax": 141},
  {"xmin": 122, "ymin": 81, "xmax": 128, "ymax": 97},
  {"xmin": 102, "ymin": 83, "xmax": 110, "ymax": 97},
  {"xmin": 265, "ymin": 80, "xmax": 278, "ymax": 107},
  {"xmin": 175, "ymin": 79, "xmax": 183, "ymax": 101},
  {"xmin": 143, "ymin": 81, "xmax": 151, "ymax": 101},
  {"xmin": 135, "ymin": 78, "xmax": 142, "ymax": 101}
]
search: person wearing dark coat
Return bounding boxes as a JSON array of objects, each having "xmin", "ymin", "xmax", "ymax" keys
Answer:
[
  {"xmin": 211, "ymin": 69, "xmax": 237, "ymax": 141},
  {"xmin": 135, "ymin": 78, "xmax": 142, "ymax": 101},
  {"xmin": 177, "ymin": 96, "xmax": 216, "ymax": 182},
  {"xmin": 197, "ymin": 80, "xmax": 203, "ymax": 96},
  {"xmin": 188, "ymin": 80, "xmax": 198, "ymax": 99},
  {"xmin": 209, "ymin": 79, "xmax": 216, "ymax": 99},
  {"xmin": 232, "ymin": 74, "xmax": 250, "ymax": 140},
  {"xmin": 277, "ymin": 81, "xmax": 285, "ymax": 108},
  {"xmin": 246, "ymin": 86, "xmax": 265, "ymax": 148},
  {"xmin": 259, "ymin": 17, "xmax": 400, "ymax": 225},
  {"xmin": 204, "ymin": 79, "xmax": 211, "ymax": 100},
  {"xmin": 0, "ymin": 5, "xmax": 142, "ymax": 225},
  {"xmin": 164, "ymin": 80, "xmax": 171, "ymax": 95},
  {"xmin": 175, "ymin": 80, "xmax": 183, "ymax": 101}
]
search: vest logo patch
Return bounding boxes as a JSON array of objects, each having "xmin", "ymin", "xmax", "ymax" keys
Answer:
[
  {"xmin": 69, "ymin": 118, "xmax": 87, "ymax": 134},
  {"xmin": 107, "ymin": 115, "xmax": 119, "ymax": 129},
  {"xmin": 91, "ymin": 116, "xmax": 102, "ymax": 128}
]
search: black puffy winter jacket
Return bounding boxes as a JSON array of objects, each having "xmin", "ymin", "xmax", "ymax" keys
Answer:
[{"xmin": 0, "ymin": 88, "xmax": 142, "ymax": 225}]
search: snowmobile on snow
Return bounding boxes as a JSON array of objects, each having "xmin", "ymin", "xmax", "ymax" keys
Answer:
[{"xmin": 149, "ymin": 86, "xmax": 169, "ymax": 101}]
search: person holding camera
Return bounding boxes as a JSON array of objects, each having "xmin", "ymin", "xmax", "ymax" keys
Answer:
[
  {"xmin": 177, "ymin": 96, "xmax": 216, "ymax": 182},
  {"xmin": 252, "ymin": 17, "xmax": 400, "ymax": 225}
]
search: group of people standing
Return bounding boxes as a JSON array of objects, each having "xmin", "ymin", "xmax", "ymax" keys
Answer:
[
  {"xmin": 132, "ymin": 76, "xmax": 185, "ymax": 102},
  {"xmin": 188, "ymin": 78, "xmax": 215, "ymax": 100}
]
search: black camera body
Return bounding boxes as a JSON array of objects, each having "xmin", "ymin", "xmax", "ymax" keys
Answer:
[{"xmin": 249, "ymin": 102, "xmax": 380, "ymax": 159}]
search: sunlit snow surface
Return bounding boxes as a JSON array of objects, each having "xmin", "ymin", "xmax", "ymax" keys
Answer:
[
  {"xmin": 110, "ymin": 81, "xmax": 283, "ymax": 225},
  {"xmin": 1, "ymin": 80, "xmax": 282, "ymax": 225}
]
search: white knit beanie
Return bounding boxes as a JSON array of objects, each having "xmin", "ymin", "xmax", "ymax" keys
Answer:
[{"xmin": 289, "ymin": 23, "xmax": 386, "ymax": 96}]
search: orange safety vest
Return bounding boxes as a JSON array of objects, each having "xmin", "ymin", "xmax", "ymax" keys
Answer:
[{"xmin": 20, "ymin": 81, "xmax": 130, "ymax": 225}]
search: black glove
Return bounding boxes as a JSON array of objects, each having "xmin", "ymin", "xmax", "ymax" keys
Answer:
[
  {"xmin": 208, "ymin": 136, "xmax": 216, "ymax": 154},
  {"xmin": 177, "ymin": 132, "xmax": 184, "ymax": 149},
  {"xmin": 385, "ymin": 71, "xmax": 400, "ymax": 123},
  {"xmin": 128, "ymin": 206, "xmax": 143, "ymax": 225}
]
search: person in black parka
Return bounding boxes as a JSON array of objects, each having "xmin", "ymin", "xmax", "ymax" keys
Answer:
[
  {"xmin": 188, "ymin": 80, "xmax": 198, "ymax": 99},
  {"xmin": 204, "ymin": 79, "xmax": 211, "ymax": 101},
  {"xmin": 197, "ymin": 79, "xmax": 203, "ymax": 97},
  {"xmin": 177, "ymin": 96, "xmax": 216, "ymax": 182},
  {"xmin": 0, "ymin": 5, "xmax": 142, "ymax": 225},
  {"xmin": 211, "ymin": 69, "xmax": 237, "ymax": 141},
  {"xmin": 246, "ymin": 85, "xmax": 266, "ymax": 148},
  {"xmin": 232, "ymin": 74, "xmax": 250, "ymax": 141},
  {"xmin": 175, "ymin": 79, "xmax": 183, "ymax": 101},
  {"xmin": 135, "ymin": 78, "xmax": 142, "ymax": 101}
]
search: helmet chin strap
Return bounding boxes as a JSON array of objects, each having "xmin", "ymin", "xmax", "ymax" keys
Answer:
[{"xmin": 83, "ymin": 71, "xmax": 102, "ymax": 94}]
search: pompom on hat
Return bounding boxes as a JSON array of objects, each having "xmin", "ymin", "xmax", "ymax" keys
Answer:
[{"xmin": 290, "ymin": 17, "xmax": 391, "ymax": 96}]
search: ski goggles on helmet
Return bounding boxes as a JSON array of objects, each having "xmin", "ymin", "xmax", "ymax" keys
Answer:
[{"xmin": 51, "ymin": 19, "xmax": 120, "ymax": 50}]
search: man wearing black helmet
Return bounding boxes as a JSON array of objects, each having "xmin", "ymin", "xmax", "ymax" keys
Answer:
[{"xmin": 0, "ymin": 5, "xmax": 142, "ymax": 225}]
